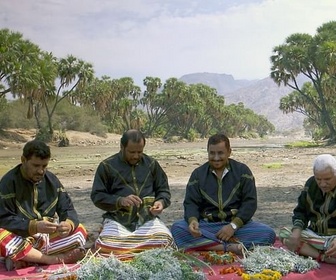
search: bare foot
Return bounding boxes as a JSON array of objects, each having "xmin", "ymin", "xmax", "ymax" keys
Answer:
[
  {"xmin": 320, "ymin": 254, "xmax": 336, "ymax": 264},
  {"xmin": 281, "ymin": 238, "xmax": 301, "ymax": 252},
  {"xmin": 226, "ymin": 243, "xmax": 243, "ymax": 255},
  {"xmin": 56, "ymin": 248, "xmax": 86, "ymax": 264},
  {"xmin": 5, "ymin": 258, "xmax": 33, "ymax": 271},
  {"xmin": 281, "ymin": 238, "xmax": 293, "ymax": 250}
]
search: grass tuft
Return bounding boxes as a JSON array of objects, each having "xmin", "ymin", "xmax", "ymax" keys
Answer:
[
  {"xmin": 284, "ymin": 141, "xmax": 320, "ymax": 148},
  {"xmin": 262, "ymin": 162, "xmax": 283, "ymax": 169}
]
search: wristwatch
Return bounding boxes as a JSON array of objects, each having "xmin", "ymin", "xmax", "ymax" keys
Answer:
[{"xmin": 230, "ymin": 222, "xmax": 237, "ymax": 231}]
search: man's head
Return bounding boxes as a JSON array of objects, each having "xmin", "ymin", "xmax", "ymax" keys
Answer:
[
  {"xmin": 207, "ymin": 133, "xmax": 232, "ymax": 172},
  {"xmin": 120, "ymin": 129, "xmax": 146, "ymax": 165},
  {"xmin": 313, "ymin": 154, "xmax": 336, "ymax": 193},
  {"xmin": 21, "ymin": 140, "xmax": 51, "ymax": 183}
]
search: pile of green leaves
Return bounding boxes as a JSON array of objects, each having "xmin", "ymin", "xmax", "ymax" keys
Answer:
[
  {"xmin": 239, "ymin": 246, "xmax": 319, "ymax": 275},
  {"xmin": 75, "ymin": 248, "xmax": 206, "ymax": 280}
]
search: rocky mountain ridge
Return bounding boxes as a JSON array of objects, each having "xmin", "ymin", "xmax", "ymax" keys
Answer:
[{"xmin": 179, "ymin": 72, "xmax": 306, "ymax": 134}]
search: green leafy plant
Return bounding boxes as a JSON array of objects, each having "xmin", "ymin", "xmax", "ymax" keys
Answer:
[
  {"xmin": 47, "ymin": 249, "xmax": 207, "ymax": 280},
  {"xmin": 284, "ymin": 141, "xmax": 320, "ymax": 148},
  {"xmin": 262, "ymin": 162, "xmax": 283, "ymax": 169}
]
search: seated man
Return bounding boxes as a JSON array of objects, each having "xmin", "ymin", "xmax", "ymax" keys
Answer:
[
  {"xmin": 91, "ymin": 129, "xmax": 176, "ymax": 255},
  {"xmin": 171, "ymin": 133, "xmax": 276, "ymax": 254},
  {"xmin": 280, "ymin": 154, "xmax": 336, "ymax": 264},
  {"xmin": 0, "ymin": 140, "xmax": 87, "ymax": 271}
]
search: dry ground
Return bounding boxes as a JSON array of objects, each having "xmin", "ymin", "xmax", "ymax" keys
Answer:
[{"xmin": 1, "ymin": 129, "xmax": 335, "ymax": 245}]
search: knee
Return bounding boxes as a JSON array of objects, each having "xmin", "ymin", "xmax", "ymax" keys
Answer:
[
  {"xmin": 171, "ymin": 219, "xmax": 188, "ymax": 235},
  {"xmin": 264, "ymin": 225, "xmax": 277, "ymax": 243},
  {"xmin": 266, "ymin": 225, "xmax": 276, "ymax": 236}
]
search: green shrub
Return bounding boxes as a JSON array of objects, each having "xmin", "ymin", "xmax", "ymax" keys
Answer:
[
  {"xmin": 262, "ymin": 162, "xmax": 283, "ymax": 169},
  {"xmin": 284, "ymin": 141, "xmax": 320, "ymax": 148}
]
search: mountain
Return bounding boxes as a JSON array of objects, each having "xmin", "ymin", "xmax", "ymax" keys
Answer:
[
  {"xmin": 179, "ymin": 72, "xmax": 306, "ymax": 134},
  {"xmin": 178, "ymin": 72, "xmax": 256, "ymax": 93}
]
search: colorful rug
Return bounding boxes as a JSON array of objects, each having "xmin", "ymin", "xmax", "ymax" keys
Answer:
[
  {"xmin": 204, "ymin": 238, "xmax": 335, "ymax": 280},
  {"xmin": 205, "ymin": 261, "xmax": 335, "ymax": 280},
  {"xmin": 0, "ymin": 263, "xmax": 75, "ymax": 279},
  {"xmin": 0, "ymin": 239, "xmax": 335, "ymax": 279}
]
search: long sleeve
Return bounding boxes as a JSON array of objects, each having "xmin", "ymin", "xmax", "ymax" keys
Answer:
[
  {"xmin": 184, "ymin": 170, "xmax": 203, "ymax": 222},
  {"xmin": 231, "ymin": 163, "xmax": 257, "ymax": 223},
  {"xmin": 151, "ymin": 160, "xmax": 171, "ymax": 208},
  {"xmin": 90, "ymin": 159, "xmax": 121, "ymax": 212},
  {"xmin": 90, "ymin": 152, "xmax": 171, "ymax": 230},
  {"xmin": 0, "ymin": 167, "xmax": 30, "ymax": 236},
  {"xmin": 54, "ymin": 178, "xmax": 79, "ymax": 228},
  {"xmin": 0, "ymin": 165, "xmax": 79, "ymax": 237},
  {"xmin": 183, "ymin": 159, "xmax": 257, "ymax": 226},
  {"xmin": 292, "ymin": 176, "xmax": 322, "ymax": 231}
]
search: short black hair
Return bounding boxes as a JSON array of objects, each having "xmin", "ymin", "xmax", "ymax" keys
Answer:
[
  {"xmin": 120, "ymin": 129, "xmax": 146, "ymax": 148},
  {"xmin": 207, "ymin": 133, "xmax": 231, "ymax": 151},
  {"xmin": 23, "ymin": 140, "xmax": 51, "ymax": 160}
]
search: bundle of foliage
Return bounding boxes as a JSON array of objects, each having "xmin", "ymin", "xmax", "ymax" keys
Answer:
[
  {"xmin": 48, "ymin": 249, "xmax": 206, "ymax": 280},
  {"xmin": 239, "ymin": 246, "xmax": 319, "ymax": 275}
]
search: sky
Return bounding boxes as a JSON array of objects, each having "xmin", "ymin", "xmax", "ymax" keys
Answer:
[{"xmin": 1, "ymin": 0, "xmax": 336, "ymax": 86}]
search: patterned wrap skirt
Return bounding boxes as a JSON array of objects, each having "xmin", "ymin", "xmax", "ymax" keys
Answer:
[
  {"xmin": 279, "ymin": 227, "xmax": 336, "ymax": 251},
  {"xmin": 171, "ymin": 219, "xmax": 276, "ymax": 251},
  {"xmin": 0, "ymin": 224, "xmax": 87, "ymax": 261},
  {"xmin": 95, "ymin": 218, "xmax": 176, "ymax": 256}
]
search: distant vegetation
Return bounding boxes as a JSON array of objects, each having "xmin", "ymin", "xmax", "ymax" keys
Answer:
[
  {"xmin": 2, "ymin": 20, "xmax": 336, "ymax": 143},
  {"xmin": 271, "ymin": 21, "xmax": 336, "ymax": 144},
  {"xmin": 0, "ymin": 28, "xmax": 274, "ymax": 142},
  {"xmin": 0, "ymin": 80, "xmax": 274, "ymax": 142},
  {"xmin": 262, "ymin": 162, "xmax": 283, "ymax": 169},
  {"xmin": 284, "ymin": 141, "xmax": 320, "ymax": 148}
]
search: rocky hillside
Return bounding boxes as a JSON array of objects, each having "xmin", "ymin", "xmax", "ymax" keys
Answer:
[{"xmin": 179, "ymin": 72, "xmax": 306, "ymax": 134}]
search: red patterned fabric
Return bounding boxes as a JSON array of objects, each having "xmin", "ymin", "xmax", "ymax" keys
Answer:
[
  {"xmin": 0, "ymin": 224, "xmax": 86, "ymax": 261},
  {"xmin": 0, "ymin": 238, "xmax": 335, "ymax": 279}
]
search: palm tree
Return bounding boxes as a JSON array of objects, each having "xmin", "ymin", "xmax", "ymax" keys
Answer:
[{"xmin": 270, "ymin": 21, "xmax": 336, "ymax": 142}]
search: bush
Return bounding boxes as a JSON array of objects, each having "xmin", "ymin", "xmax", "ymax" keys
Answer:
[
  {"xmin": 3, "ymin": 99, "xmax": 37, "ymax": 129},
  {"xmin": 0, "ymin": 98, "xmax": 10, "ymax": 129},
  {"xmin": 2, "ymin": 99, "xmax": 109, "ymax": 137}
]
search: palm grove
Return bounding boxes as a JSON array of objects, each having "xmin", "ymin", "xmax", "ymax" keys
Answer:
[{"xmin": 1, "ymin": 21, "xmax": 336, "ymax": 142}]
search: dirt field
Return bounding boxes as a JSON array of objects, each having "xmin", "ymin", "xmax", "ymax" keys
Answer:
[{"xmin": 1, "ymin": 129, "xmax": 335, "ymax": 246}]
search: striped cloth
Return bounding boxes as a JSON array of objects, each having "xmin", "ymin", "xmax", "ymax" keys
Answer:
[
  {"xmin": 0, "ymin": 224, "xmax": 87, "ymax": 261},
  {"xmin": 171, "ymin": 219, "xmax": 276, "ymax": 251},
  {"xmin": 95, "ymin": 218, "xmax": 177, "ymax": 255},
  {"xmin": 279, "ymin": 227, "xmax": 336, "ymax": 251}
]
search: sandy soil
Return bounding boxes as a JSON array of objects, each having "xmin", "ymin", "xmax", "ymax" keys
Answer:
[{"xmin": 1, "ymin": 129, "xmax": 335, "ymax": 246}]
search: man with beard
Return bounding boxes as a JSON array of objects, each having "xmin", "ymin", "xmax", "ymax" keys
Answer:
[
  {"xmin": 171, "ymin": 133, "xmax": 276, "ymax": 254},
  {"xmin": 0, "ymin": 140, "xmax": 87, "ymax": 270},
  {"xmin": 91, "ymin": 129, "xmax": 175, "ymax": 255}
]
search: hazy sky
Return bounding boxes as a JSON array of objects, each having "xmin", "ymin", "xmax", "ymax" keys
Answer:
[{"xmin": 1, "ymin": 0, "xmax": 336, "ymax": 86}]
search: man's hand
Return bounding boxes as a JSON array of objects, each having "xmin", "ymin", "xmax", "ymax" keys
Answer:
[
  {"xmin": 189, "ymin": 220, "xmax": 202, "ymax": 237},
  {"xmin": 119, "ymin": 195, "xmax": 142, "ymax": 208},
  {"xmin": 57, "ymin": 221, "xmax": 72, "ymax": 238},
  {"xmin": 149, "ymin": 200, "xmax": 164, "ymax": 215},
  {"xmin": 36, "ymin": 220, "xmax": 58, "ymax": 234},
  {"xmin": 216, "ymin": 224, "xmax": 235, "ymax": 242}
]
